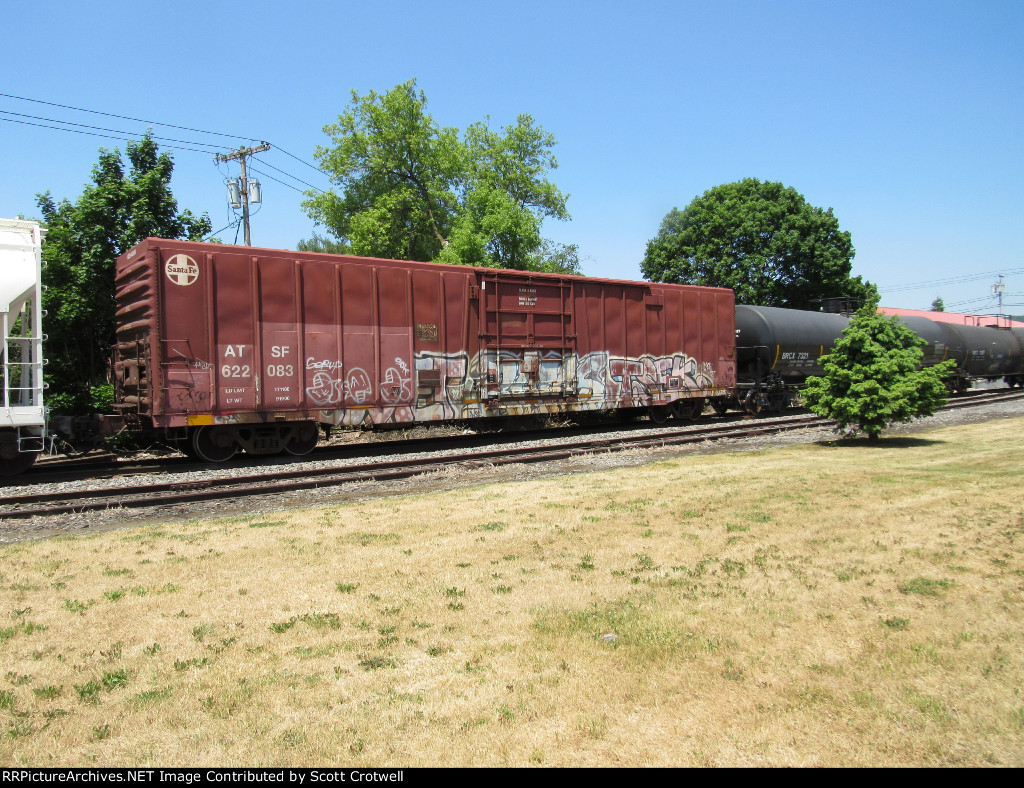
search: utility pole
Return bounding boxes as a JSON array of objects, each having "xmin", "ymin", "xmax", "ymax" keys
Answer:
[
  {"xmin": 215, "ymin": 143, "xmax": 270, "ymax": 245},
  {"xmin": 993, "ymin": 274, "xmax": 1005, "ymax": 317}
]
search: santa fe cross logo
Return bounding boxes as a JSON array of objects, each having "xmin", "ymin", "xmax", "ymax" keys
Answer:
[{"xmin": 165, "ymin": 254, "xmax": 199, "ymax": 286}]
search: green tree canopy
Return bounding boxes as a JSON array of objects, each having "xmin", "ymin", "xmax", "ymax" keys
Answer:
[
  {"xmin": 303, "ymin": 79, "xmax": 577, "ymax": 273},
  {"xmin": 296, "ymin": 232, "xmax": 350, "ymax": 255},
  {"xmin": 802, "ymin": 297, "xmax": 955, "ymax": 440},
  {"xmin": 641, "ymin": 178, "xmax": 873, "ymax": 309},
  {"xmin": 37, "ymin": 133, "xmax": 211, "ymax": 413}
]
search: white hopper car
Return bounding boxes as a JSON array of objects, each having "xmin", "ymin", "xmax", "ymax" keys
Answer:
[{"xmin": 0, "ymin": 218, "xmax": 47, "ymax": 475}]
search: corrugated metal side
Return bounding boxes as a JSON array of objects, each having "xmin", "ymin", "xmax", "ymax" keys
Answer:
[
  {"xmin": 115, "ymin": 240, "xmax": 479, "ymax": 428},
  {"xmin": 114, "ymin": 239, "xmax": 736, "ymax": 429},
  {"xmin": 112, "ymin": 244, "xmax": 161, "ymax": 424}
]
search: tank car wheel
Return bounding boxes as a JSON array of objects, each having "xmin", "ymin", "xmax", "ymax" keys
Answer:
[
  {"xmin": 647, "ymin": 405, "xmax": 672, "ymax": 424},
  {"xmin": 711, "ymin": 399, "xmax": 730, "ymax": 416},
  {"xmin": 283, "ymin": 422, "xmax": 320, "ymax": 457},
  {"xmin": 189, "ymin": 426, "xmax": 238, "ymax": 463}
]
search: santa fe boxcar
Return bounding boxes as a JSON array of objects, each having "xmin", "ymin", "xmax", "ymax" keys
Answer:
[{"xmin": 112, "ymin": 239, "xmax": 736, "ymax": 461}]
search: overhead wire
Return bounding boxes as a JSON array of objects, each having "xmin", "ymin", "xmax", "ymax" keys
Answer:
[
  {"xmin": 0, "ymin": 110, "xmax": 222, "ymax": 154},
  {"xmin": 0, "ymin": 92, "xmax": 260, "ymax": 144},
  {"xmin": 246, "ymin": 164, "xmax": 316, "ymax": 195},
  {"xmin": 881, "ymin": 268, "xmax": 1024, "ymax": 293},
  {"xmin": 0, "ymin": 116, "xmax": 218, "ymax": 156},
  {"xmin": 3, "ymin": 92, "xmax": 338, "ymax": 246},
  {"xmin": 206, "ymin": 219, "xmax": 241, "ymax": 240},
  {"xmin": 250, "ymin": 159, "xmax": 324, "ymax": 192}
]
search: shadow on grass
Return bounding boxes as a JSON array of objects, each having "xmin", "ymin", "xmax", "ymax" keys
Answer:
[{"xmin": 815, "ymin": 436, "xmax": 945, "ymax": 449}]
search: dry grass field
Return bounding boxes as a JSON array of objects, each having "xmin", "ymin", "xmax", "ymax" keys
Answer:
[{"xmin": 1, "ymin": 417, "xmax": 1023, "ymax": 767}]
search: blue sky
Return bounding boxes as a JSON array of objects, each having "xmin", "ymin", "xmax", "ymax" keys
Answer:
[{"xmin": 3, "ymin": 0, "xmax": 1021, "ymax": 312}]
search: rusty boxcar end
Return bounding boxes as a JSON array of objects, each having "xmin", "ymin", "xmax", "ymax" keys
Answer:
[{"xmin": 112, "ymin": 239, "xmax": 737, "ymax": 461}]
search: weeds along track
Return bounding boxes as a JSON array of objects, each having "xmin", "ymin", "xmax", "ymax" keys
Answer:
[{"xmin": 4, "ymin": 389, "xmax": 1022, "ymax": 521}]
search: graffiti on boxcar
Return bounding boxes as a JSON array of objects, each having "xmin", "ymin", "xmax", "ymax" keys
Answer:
[
  {"xmin": 309, "ymin": 349, "xmax": 714, "ymax": 426},
  {"xmin": 415, "ymin": 350, "xmax": 470, "ymax": 420},
  {"xmin": 345, "ymin": 368, "xmax": 372, "ymax": 405},
  {"xmin": 607, "ymin": 353, "xmax": 717, "ymax": 406},
  {"xmin": 306, "ymin": 370, "xmax": 340, "ymax": 406},
  {"xmin": 303, "ymin": 361, "xmax": 374, "ymax": 406},
  {"xmin": 579, "ymin": 351, "xmax": 715, "ymax": 407},
  {"xmin": 306, "ymin": 358, "xmax": 344, "ymax": 371},
  {"xmin": 380, "ymin": 365, "xmax": 412, "ymax": 404}
]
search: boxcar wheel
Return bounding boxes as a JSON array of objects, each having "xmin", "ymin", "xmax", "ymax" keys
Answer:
[
  {"xmin": 647, "ymin": 405, "xmax": 672, "ymax": 424},
  {"xmin": 190, "ymin": 426, "xmax": 237, "ymax": 463},
  {"xmin": 672, "ymin": 399, "xmax": 703, "ymax": 421},
  {"xmin": 284, "ymin": 423, "xmax": 319, "ymax": 457}
]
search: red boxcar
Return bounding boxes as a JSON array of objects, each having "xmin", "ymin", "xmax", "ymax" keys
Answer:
[{"xmin": 113, "ymin": 239, "xmax": 736, "ymax": 460}]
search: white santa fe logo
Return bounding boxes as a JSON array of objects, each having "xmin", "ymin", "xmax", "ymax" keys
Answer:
[{"xmin": 165, "ymin": 254, "xmax": 199, "ymax": 286}]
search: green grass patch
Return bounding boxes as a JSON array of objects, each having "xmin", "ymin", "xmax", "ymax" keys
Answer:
[
  {"xmin": 359, "ymin": 656, "xmax": 397, "ymax": 671},
  {"xmin": 898, "ymin": 577, "xmax": 954, "ymax": 597},
  {"xmin": 0, "ymin": 621, "xmax": 47, "ymax": 643}
]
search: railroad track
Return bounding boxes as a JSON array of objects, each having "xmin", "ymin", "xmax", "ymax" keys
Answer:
[
  {"xmin": 4, "ymin": 388, "xmax": 1022, "ymax": 521},
  {"xmin": 22, "ymin": 386, "xmax": 1024, "ymax": 483}
]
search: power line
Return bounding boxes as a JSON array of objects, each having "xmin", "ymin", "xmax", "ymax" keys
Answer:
[
  {"xmin": 0, "ymin": 110, "xmax": 222, "ymax": 154},
  {"xmin": 247, "ymin": 164, "xmax": 319, "ymax": 195},
  {"xmin": 0, "ymin": 92, "xmax": 260, "ymax": 143},
  {"xmin": 3, "ymin": 92, "xmax": 335, "ymax": 195},
  {"xmin": 248, "ymin": 160, "xmax": 324, "ymax": 192},
  {"xmin": 0, "ymin": 116, "xmax": 218, "ymax": 155},
  {"xmin": 272, "ymin": 144, "xmax": 330, "ymax": 176},
  {"xmin": 206, "ymin": 219, "xmax": 240, "ymax": 240},
  {"xmin": 881, "ymin": 268, "xmax": 1024, "ymax": 293}
]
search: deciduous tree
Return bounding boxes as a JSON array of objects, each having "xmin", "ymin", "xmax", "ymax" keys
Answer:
[
  {"xmin": 802, "ymin": 297, "xmax": 955, "ymax": 440},
  {"xmin": 641, "ymin": 178, "xmax": 872, "ymax": 308},
  {"xmin": 37, "ymin": 133, "xmax": 211, "ymax": 413},
  {"xmin": 303, "ymin": 80, "xmax": 575, "ymax": 273}
]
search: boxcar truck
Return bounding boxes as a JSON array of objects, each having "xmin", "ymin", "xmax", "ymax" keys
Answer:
[{"xmin": 0, "ymin": 218, "xmax": 47, "ymax": 475}]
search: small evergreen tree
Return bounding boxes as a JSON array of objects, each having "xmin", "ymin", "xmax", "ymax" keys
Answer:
[{"xmin": 803, "ymin": 298, "xmax": 956, "ymax": 440}]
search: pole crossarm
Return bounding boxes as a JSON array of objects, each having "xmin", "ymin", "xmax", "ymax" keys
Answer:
[{"xmin": 214, "ymin": 142, "xmax": 271, "ymax": 163}]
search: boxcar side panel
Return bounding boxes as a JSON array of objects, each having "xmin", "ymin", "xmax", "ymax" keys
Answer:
[
  {"xmin": 378, "ymin": 266, "xmax": 414, "ymax": 412},
  {"xmin": 340, "ymin": 263, "xmax": 374, "ymax": 411},
  {"xmin": 209, "ymin": 253, "xmax": 253, "ymax": 415},
  {"xmin": 259, "ymin": 257, "xmax": 301, "ymax": 411},
  {"xmin": 115, "ymin": 239, "xmax": 736, "ymax": 436},
  {"xmin": 300, "ymin": 261, "xmax": 343, "ymax": 413},
  {"xmin": 160, "ymin": 247, "xmax": 213, "ymax": 419}
]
